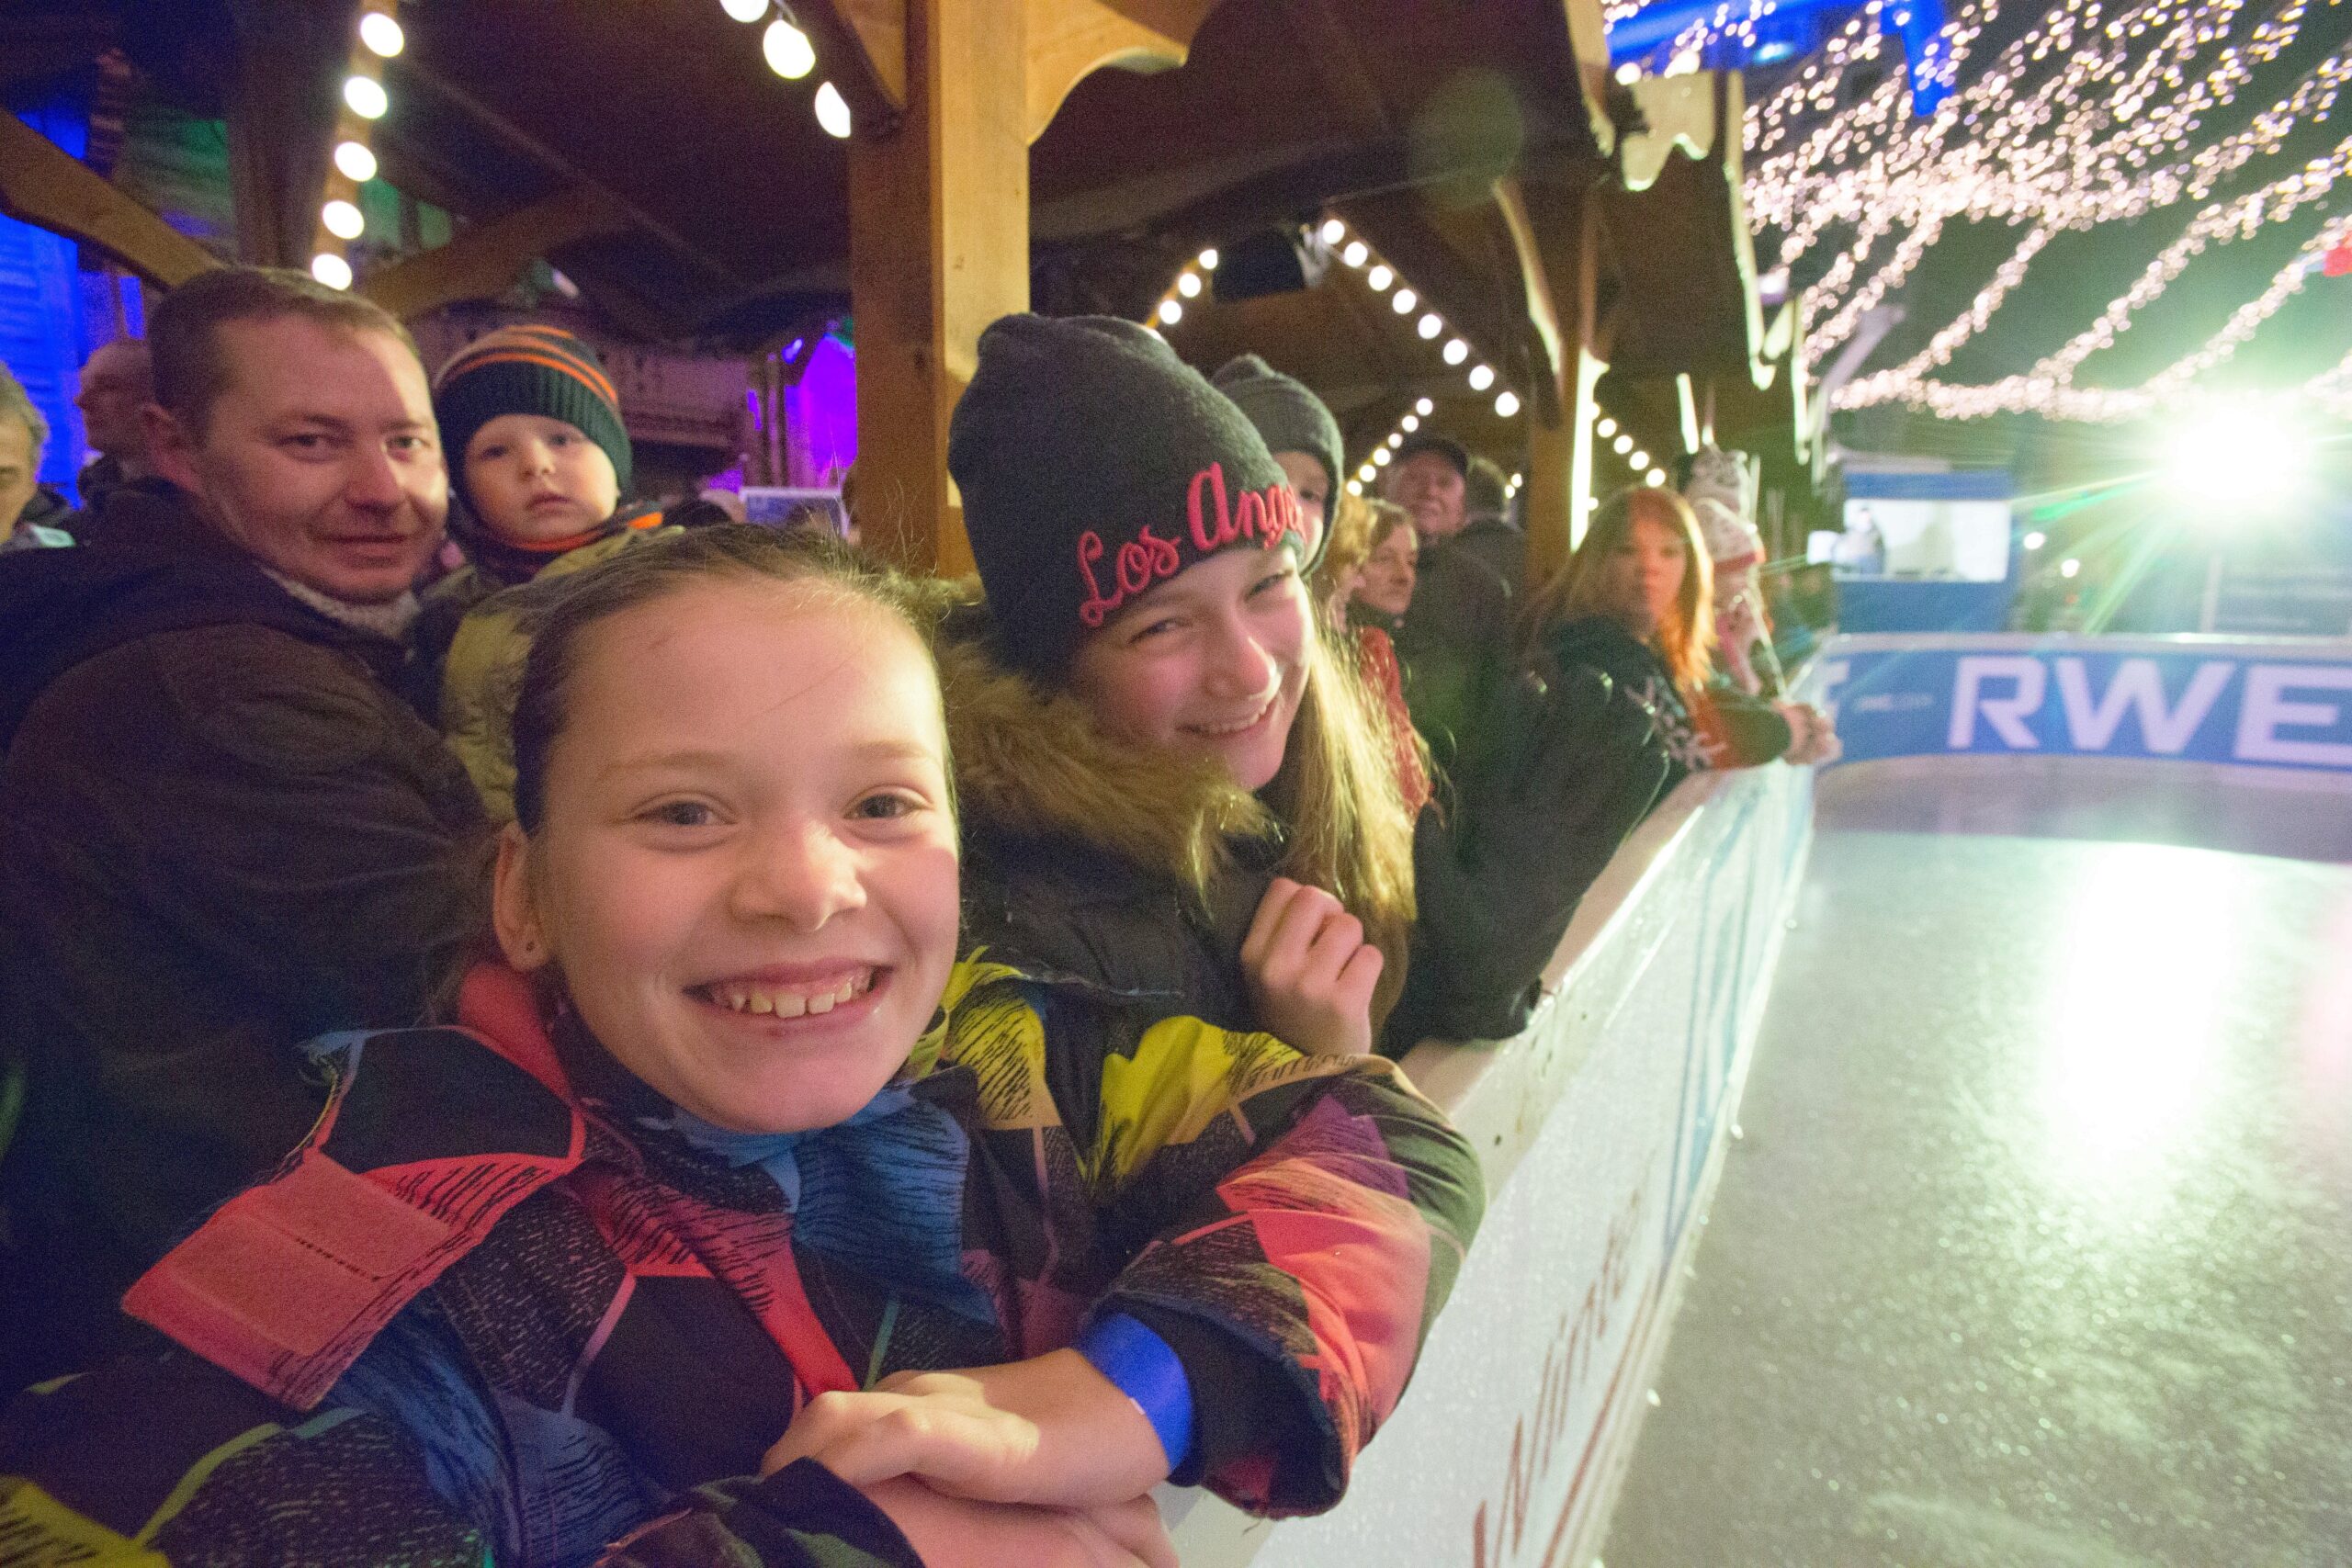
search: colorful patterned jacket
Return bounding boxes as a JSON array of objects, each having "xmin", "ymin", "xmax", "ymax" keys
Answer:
[{"xmin": 0, "ymin": 954, "xmax": 1483, "ymax": 1566}]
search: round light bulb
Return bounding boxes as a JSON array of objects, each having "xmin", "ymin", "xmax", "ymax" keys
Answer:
[
  {"xmin": 1360, "ymin": 464, "xmax": 1377, "ymax": 482},
  {"xmin": 1630, "ymin": 449, "xmax": 1650, "ymax": 468},
  {"xmin": 1158, "ymin": 299, "xmax": 1182, "ymax": 326},
  {"xmin": 1646, "ymin": 468, "xmax": 1668, "ymax": 486},
  {"xmin": 1495, "ymin": 390, "xmax": 1521, "ymax": 417},
  {"xmin": 1366, "ymin": 265, "xmax": 1393, "ymax": 291},
  {"xmin": 1177, "ymin": 271, "xmax": 1202, "ymax": 298},
  {"xmin": 333, "ymin": 140, "xmax": 378, "ymax": 183},
  {"xmin": 1615, "ymin": 61, "xmax": 1641, "ymax": 85},
  {"xmin": 344, "ymin": 75, "xmax": 389, "ymax": 119},
  {"xmin": 1320, "ymin": 218, "xmax": 1346, "ymax": 244},
  {"xmin": 2023, "ymin": 530, "xmax": 2048, "ymax": 550},
  {"xmin": 1392, "ymin": 288, "xmax": 1417, "ymax": 314},
  {"xmin": 1511, "ymin": 472, "xmax": 1524, "ymax": 487},
  {"xmin": 357, "ymin": 11, "xmax": 404, "ymax": 57},
  {"xmin": 1385, "ymin": 432, "xmax": 1404, "ymax": 448},
  {"xmin": 1597, "ymin": 416, "xmax": 1618, "ymax": 437},
  {"xmin": 311, "ymin": 252, "xmax": 354, "ymax": 290},
  {"xmin": 1468, "ymin": 364, "xmax": 1496, "ymax": 390},
  {"xmin": 1342, "ymin": 241, "xmax": 1369, "ymax": 267},
  {"xmin": 767, "ymin": 18, "xmax": 817, "ymax": 78},
  {"xmin": 1415, "ymin": 398, "xmax": 1434, "ymax": 416},
  {"xmin": 1346, "ymin": 479, "xmax": 1363, "ymax": 496},
  {"xmin": 1613, "ymin": 433, "xmax": 1634, "ymax": 454},
  {"xmin": 721, "ymin": 0, "xmax": 766, "ymax": 19},
  {"xmin": 1374, "ymin": 447, "xmax": 1393, "ymax": 466},
  {"xmin": 1198, "ymin": 248, "xmax": 1219, "ymax": 270},
  {"xmin": 1443, "ymin": 338, "xmax": 1469, "ymax": 366},
  {"xmin": 1418, "ymin": 311, "xmax": 1442, "ymax": 339},
  {"xmin": 813, "ymin": 79, "xmax": 852, "ymax": 137},
  {"xmin": 322, "ymin": 198, "xmax": 365, "ymax": 240},
  {"xmin": 1401, "ymin": 413, "xmax": 1420, "ymax": 432},
  {"xmin": 2060, "ymin": 558, "xmax": 2082, "ymax": 579}
]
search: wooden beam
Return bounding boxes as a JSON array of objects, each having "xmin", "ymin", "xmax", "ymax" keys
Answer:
[
  {"xmin": 1491, "ymin": 176, "xmax": 1564, "ymax": 390},
  {"xmin": 1559, "ymin": 0, "xmax": 1618, "ymax": 157},
  {"xmin": 1522, "ymin": 179, "xmax": 1608, "ymax": 586},
  {"xmin": 398, "ymin": 52, "xmax": 747, "ymax": 293},
  {"xmin": 1024, "ymin": 0, "xmax": 1219, "ymax": 144},
  {"xmin": 226, "ymin": 0, "xmax": 352, "ymax": 266},
  {"xmin": 847, "ymin": 0, "xmax": 1031, "ymax": 575},
  {"xmin": 0, "ymin": 112, "xmax": 218, "ymax": 287},
  {"xmin": 357, "ymin": 188, "xmax": 628, "ymax": 320},
  {"xmin": 1278, "ymin": 0, "xmax": 1391, "ymax": 140}
]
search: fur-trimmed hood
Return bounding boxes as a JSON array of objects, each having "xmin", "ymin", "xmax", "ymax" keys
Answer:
[{"xmin": 934, "ymin": 598, "xmax": 1277, "ymax": 897}]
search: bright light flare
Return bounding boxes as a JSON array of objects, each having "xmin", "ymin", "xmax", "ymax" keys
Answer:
[
  {"xmin": 357, "ymin": 11, "xmax": 403, "ymax": 56},
  {"xmin": 2154, "ymin": 400, "xmax": 2310, "ymax": 518},
  {"xmin": 813, "ymin": 80, "xmax": 852, "ymax": 137},
  {"xmin": 334, "ymin": 141, "xmax": 378, "ymax": 182}
]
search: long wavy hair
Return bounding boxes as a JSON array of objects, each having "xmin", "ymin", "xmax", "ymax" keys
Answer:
[
  {"xmin": 1523, "ymin": 485, "xmax": 1715, "ymax": 699},
  {"xmin": 1259, "ymin": 618, "xmax": 1419, "ymax": 1020}
]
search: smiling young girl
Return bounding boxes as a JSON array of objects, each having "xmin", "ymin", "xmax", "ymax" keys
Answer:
[
  {"xmin": 943, "ymin": 315, "xmax": 1419, "ymax": 1059},
  {"xmin": 944, "ymin": 318, "xmax": 1667, "ymax": 1058},
  {"xmin": 0, "ymin": 525, "xmax": 1481, "ymax": 1568}
]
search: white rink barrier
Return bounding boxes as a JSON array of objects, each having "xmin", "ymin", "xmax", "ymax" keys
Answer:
[{"xmin": 1167, "ymin": 748, "xmax": 1817, "ymax": 1567}]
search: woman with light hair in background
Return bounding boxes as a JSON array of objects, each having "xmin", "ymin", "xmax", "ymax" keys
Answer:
[{"xmin": 1525, "ymin": 485, "xmax": 1838, "ymax": 801}]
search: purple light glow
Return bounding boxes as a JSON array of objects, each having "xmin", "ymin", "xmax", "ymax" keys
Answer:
[{"xmin": 783, "ymin": 334, "xmax": 856, "ymax": 488}]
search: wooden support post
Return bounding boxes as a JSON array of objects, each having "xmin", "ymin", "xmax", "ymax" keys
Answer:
[
  {"xmin": 845, "ymin": 0, "xmax": 1029, "ymax": 576},
  {"xmin": 225, "ymin": 0, "xmax": 353, "ymax": 267},
  {"xmin": 1513, "ymin": 179, "xmax": 1609, "ymax": 590}
]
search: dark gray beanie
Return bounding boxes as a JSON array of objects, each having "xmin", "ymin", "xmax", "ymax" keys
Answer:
[
  {"xmin": 1211, "ymin": 354, "xmax": 1343, "ymax": 545},
  {"xmin": 949, "ymin": 315, "xmax": 1306, "ymax": 679}
]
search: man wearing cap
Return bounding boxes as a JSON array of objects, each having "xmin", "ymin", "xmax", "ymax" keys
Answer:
[
  {"xmin": 0, "ymin": 267, "xmax": 485, "ymax": 1390},
  {"xmin": 1381, "ymin": 433, "xmax": 1513, "ymax": 768}
]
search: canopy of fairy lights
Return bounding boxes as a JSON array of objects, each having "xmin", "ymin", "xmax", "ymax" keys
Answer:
[{"xmin": 1611, "ymin": 0, "xmax": 2352, "ymax": 423}]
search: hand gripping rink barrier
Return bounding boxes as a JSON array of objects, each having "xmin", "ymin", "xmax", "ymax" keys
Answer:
[
  {"xmin": 1166, "ymin": 631, "xmax": 2352, "ymax": 1564},
  {"xmin": 1168, "ymin": 709, "xmax": 1821, "ymax": 1567}
]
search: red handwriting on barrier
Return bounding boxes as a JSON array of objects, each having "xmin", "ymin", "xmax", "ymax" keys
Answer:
[
  {"xmin": 1471, "ymin": 1179, "xmax": 1649, "ymax": 1568},
  {"xmin": 1075, "ymin": 463, "xmax": 1304, "ymax": 627}
]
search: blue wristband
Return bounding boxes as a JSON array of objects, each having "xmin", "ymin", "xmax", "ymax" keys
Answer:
[{"xmin": 1074, "ymin": 1313, "xmax": 1195, "ymax": 1472}]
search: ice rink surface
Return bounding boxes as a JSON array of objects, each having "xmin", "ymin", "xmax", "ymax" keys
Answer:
[{"xmin": 1602, "ymin": 757, "xmax": 2352, "ymax": 1568}]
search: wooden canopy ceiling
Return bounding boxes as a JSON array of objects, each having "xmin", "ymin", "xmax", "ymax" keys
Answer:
[{"xmin": 345, "ymin": 0, "xmax": 1615, "ymax": 347}]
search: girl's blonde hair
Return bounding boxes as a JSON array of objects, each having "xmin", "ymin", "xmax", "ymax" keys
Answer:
[
  {"xmin": 1523, "ymin": 485, "xmax": 1716, "ymax": 698},
  {"xmin": 1261, "ymin": 621, "xmax": 1419, "ymax": 1019}
]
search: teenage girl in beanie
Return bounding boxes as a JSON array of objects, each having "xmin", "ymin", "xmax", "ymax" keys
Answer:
[
  {"xmin": 1214, "ymin": 356, "xmax": 1676, "ymax": 1052},
  {"xmin": 944, "ymin": 316, "xmax": 1417, "ymax": 1058},
  {"xmin": 1, "ymin": 526, "xmax": 1481, "ymax": 1566},
  {"xmin": 418, "ymin": 323, "xmax": 723, "ymax": 819}
]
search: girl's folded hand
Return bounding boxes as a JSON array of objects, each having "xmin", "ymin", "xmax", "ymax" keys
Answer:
[
  {"xmin": 764, "ymin": 1350, "xmax": 1170, "ymax": 1510},
  {"xmin": 1240, "ymin": 875, "xmax": 1383, "ymax": 1055}
]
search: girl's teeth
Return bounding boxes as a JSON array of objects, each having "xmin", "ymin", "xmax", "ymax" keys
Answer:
[{"xmin": 710, "ymin": 970, "xmax": 871, "ymax": 1017}]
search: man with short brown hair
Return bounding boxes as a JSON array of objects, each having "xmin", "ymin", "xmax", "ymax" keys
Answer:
[{"xmin": 0, "ymin": 268, "xmax": 486, "ymax": 1392}]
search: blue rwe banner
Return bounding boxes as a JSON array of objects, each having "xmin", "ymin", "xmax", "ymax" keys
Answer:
[{"xmin": 1809, "ymin": 634, "xmax": 2352, "ymax": 773}]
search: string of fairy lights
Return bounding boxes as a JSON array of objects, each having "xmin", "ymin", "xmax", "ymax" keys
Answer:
[
  {"xmin": 1689, "ymin": 0, "xmax": 2352, "ymax": 419},
  {"xmin": 305, "ymin": 1, "xmax": 849, "ymax": 294},
  {"xmin": 718, "ymin": 0, "xmax": 854, "ymax": 137},
  {"xmin": 306, "ymin": 1, "xmax": 401, "ymax": 290}
]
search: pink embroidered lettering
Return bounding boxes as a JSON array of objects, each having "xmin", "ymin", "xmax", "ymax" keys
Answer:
[
  {"xmin": 1189, "ymin": 463, "xmax": 1237, "ymax": 553},
  {"xmin": 1138, "ymin": 523, "xmax": 1182, "ymax": 577},
  {"xmin": 1077, "ymin": 532, "xmax": 1118, "ymax": 627}
]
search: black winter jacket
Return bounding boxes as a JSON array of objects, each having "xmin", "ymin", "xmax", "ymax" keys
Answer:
[
  {"xmin": 0, "ymin": 487, "xmax": 487, "ymax": 1393},
  {"xmin": 1541, "ymin": 613, "xmax": 1794, "ymax": 796}
]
